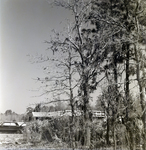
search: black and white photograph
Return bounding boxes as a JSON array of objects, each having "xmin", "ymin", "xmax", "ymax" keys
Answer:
[{"xmin": 0, "ymin": 0, "xmax": 146, "ymax": 149}]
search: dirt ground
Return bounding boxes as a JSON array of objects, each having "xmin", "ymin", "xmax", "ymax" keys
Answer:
[
  {"xmin": 0, "ymin": 133, "xmax": 29, "ymax": 149},
  {"xmin": 0, "ymin": 133, "xmax": 68, "ymax": 149},
  {"xmin": 0, "ymin": 133, "xmax": 121, "ymax": 150}
]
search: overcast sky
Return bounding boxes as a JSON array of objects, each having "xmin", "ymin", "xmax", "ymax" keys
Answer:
[{"xmin": 0, "ymin": 0, "xmax": 74, "ymax": 114}]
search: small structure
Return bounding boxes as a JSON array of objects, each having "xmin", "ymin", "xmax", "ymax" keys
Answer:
[
  {"xmin": 0, "ymin": 121, "xmax": 26, "ymax": 133},
  {"xmin": 32, "ymin": 110, "xmax": 105, "ymax": 120},
  {"xmin": 92, "ymin": 110, "xmax": 105, "ymax": 118}
]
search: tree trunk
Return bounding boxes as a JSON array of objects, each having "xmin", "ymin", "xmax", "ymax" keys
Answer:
[
  {"xmin": 106, "ymin": 115, "xmax": 110, "ymax": 145},
  {"xmin": 85, "ymin": 120, "xmax": 91, "ymax": 148},
  {"xmin": 80, "ymin": 72, "xmax": 91, "ymax": 147},
  {"xmin": 113, "ymin": 52, "xmax": 119, "ymax": 150},
  {"xmin": 113, "ymin": 123, "xmax": 117, "ymax": 150},
  {"xmin": 125, "ymin": 44, "xmax": 130, "ymax": 119},
  {"xmin": 134, "ymin": 45, "xmax": 146, "ymax": 150},
  {"xmin": 141, "ymin": 88, "xmax": 146, "ymax": 150}
]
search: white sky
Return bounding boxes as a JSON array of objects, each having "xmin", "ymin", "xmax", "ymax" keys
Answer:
[{"xmin": 0, "ymin": 0, "xmax": 74, "ymax": 114}]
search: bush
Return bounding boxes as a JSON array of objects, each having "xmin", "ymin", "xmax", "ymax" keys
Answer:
[
  {"xmin": 23, "ymin": 120, "xmax": 55, "ymax": 144},
  {"xmin": 90, "ymin": 120, "xmax": 106, "ymax": 148},
  {"xmin": 23, "ymin": 117, "xmax": 109, "ymax": 149},
  {"xmin": 23, "ymin": 117, "xmax": 70, "ymax": 144}
]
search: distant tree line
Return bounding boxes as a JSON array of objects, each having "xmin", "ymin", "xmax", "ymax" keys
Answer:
[{"xmin": 0, "ymin": 109, "xmax": 24, "ymax": 122}]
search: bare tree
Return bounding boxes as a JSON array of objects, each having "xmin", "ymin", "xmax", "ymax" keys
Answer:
[{"xmin": 29, "ymin": 0, "xmax": 146, "ymax": 149}]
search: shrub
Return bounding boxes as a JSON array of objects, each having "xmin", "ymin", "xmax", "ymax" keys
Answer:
[{"xmin": 23, "ymin": 120, "xmax": 54, "ymax": 144}]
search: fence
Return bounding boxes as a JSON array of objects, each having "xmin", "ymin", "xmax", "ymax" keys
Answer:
[{"xmin": 32, "ymin": 110, "xmax": 105, "ymax": 118}]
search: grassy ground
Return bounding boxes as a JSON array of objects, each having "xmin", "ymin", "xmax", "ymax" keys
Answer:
[
  {"xmin": 0, "ymin": 133, "xmax": 68, "ymax": 149},
  {"xmin": 0, "ymin": 134, "xmax": 129, "ymax": 150}
]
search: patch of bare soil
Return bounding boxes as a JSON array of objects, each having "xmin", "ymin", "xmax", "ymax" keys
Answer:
[
  {"xmin": 0, "ymin": 133, "xmax": 24, "ymax": 148},
  {"xmin": 0, "ymin": 133, "xmax": 68, "ymax": 149}
]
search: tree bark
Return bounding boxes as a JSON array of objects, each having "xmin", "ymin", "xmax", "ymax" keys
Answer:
[
  {"xmin": 125, "ymin": 44, "xmax": 130, "ymax": 119},
  {"xmin": 106, "ymin": 114, "xmax": 110, "ymax": 145},
  {"xmin": 113, "ymin": 123, "xmax": 117, "ymax": 150},
  {"xmin": 134, "ymin": 44, "xmax": 146, "ymax": 150}
]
